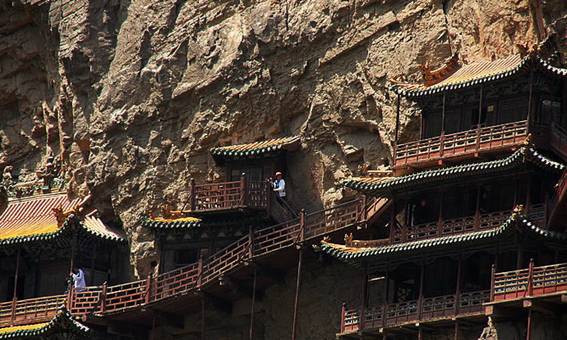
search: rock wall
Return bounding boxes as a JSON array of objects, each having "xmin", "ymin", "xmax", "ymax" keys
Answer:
[{"xmin": 2, "ymin": 0, "xmax": 566, "ymax": 275}]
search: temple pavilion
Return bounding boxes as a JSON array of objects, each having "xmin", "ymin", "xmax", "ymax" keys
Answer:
[{"xmin": 320, "ymin": 51, "xmax": 567, "ymax": 339}]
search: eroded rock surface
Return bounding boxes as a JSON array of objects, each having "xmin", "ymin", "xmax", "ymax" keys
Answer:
[{"xmin": 1, "ymin": 0, "xmax": 566, "ymax": 276}]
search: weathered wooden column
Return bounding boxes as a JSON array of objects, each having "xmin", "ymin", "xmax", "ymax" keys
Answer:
[
  {"xmin": 454, "ymin": 320, "xmax": 460, "ymax": 340},
  {"xmin": 291, "ymin": 209, "xmax": 305, "ymax": 340},
  {"xmin": 89, "ymin": 243, "xmax": 97, "ymax": 285},
  {"xmin": 201, "ymin": 294, "xmax": 206, "ymax": 340},
  {"xmin": 360, "ymin": 262, "xmax": 368, "ymax": 332},
  {"xmin": 190, "ymin": 178, "xmax": 196, "ymax": 211},
  {"xmin": 10, "ymin": 249, "xmax": 21, "ymax": 325},
  {"xmin": 418, "ymin": 261, "xmax": 425, "ymax": 321},
  {"xmin": 240, "ymin": 173, "xmax": 248, "ymax": 207},
  {"xmin": 527, "ymin": 69, "xmax": 534, "ymax": 130},
  {"xmin": 437, "ymin": 191, "xmax": 444, "ymax": 236},
  {"xmin": 454, "ymin": 254, "xmax": 462, "ymax": 317},
  {"xmin": 249, "ymin": 266, "xmax": 257, "ymax": 340},
  {"xmin": 382, "ymin": 265, "xmax": 390, "ymax": 328},
  {"xmin": 526, "ymin": 308, "xmax": 533, "ymax": 340},
  {"xmin": 474, "ymin": 185, "xmax": 482, "ymax": 229},
  {"xmin": 440, "ymin": 91, "xmax": 447, "ymax": 157},
  {"xmin": 69, "ymin": 230, "xmax": 78, "ymax": 274},
  {"xmin": 395, "ymin": 93, "xmax": 401, "ymax": 144},
  {"xmin": 489, "ymin": 264, "xmax": 496, "ymax": 302},
  {"xmin": 476, "ymin": 85, "xmax": 484, "ymax": 152},
  {"xmin": 249, "ymin": 225, "xmax": 257, "ymax": 340}
]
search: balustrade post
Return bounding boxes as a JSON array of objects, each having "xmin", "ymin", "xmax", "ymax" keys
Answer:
[
  {"xmin": 248, "ymin": 226, "xmax": 254, "ymax": 260},
  {"xmin": 240, "ymin": 173, "xmax": 247, "ymax": 206},
  {"xmin": 145, "ymin": 274, "xmax": 153, "ymax": 304},
  {"xmin": 340, "ymin": 303, "xmax": 346, "ymax": 333},
  {"xmin": 10, "ymin": 297, "xmax": 16, "ymax": 326},
  {"xmin": 197, "ymin": 256, "xmax": 204, "ymax": 289},
  {"xmin": 490, "ymin": 264, "xmax": 496, "ymax": 302},
  {"xmin": 527, "ymin": 258, "xmax": 534, "ymax": 297},
  {"xmin": 190, "ymin": 178, "xmax": 196, "ymax": 211},
  {"xmin": 100, "ymin": 282, "xmax": 107, "ymax": 313},
  {"xmin": 361, "ymin": 195, "xmax": 368, "ymax": 223},
  {"xmin": 299, "ymin": 209, "xmax": 305, "ymax": 244}
]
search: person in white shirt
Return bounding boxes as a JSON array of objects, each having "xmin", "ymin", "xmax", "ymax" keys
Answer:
[
  {"xmin": 71, "ymin": 267, "xmax": 86, "ymax": 292},
  {"xmin": 272, "ymin": 171, "xmax": 286, "ymax": 201}
]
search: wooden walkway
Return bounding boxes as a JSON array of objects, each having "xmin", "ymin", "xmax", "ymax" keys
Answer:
[{"xmin": 0, "ymin": 197, "xmax": 388, "ymax": 328}]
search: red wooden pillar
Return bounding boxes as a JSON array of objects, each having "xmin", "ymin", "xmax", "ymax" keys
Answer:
[
  {"xmin": 490, "ymin": 264, "xmax": 496, "ymax": 302},
  {"xmin": 454, "ymin": 320, "xmax": 460, "ymax": 340},
  {"xmin": 100, "ymin": 282, "xmax": 107, "ymax": 313},
  {"xmin": 476, "ymin": 85, "xmax": 484, "ymax": 152},
  {"xmin": 527, "ymin": 258, "xmax": 534, "ymax": 297},
  {"xmin": 361, "ymin": 195, "xmax": 368, "ymax": 223},
  {"xmin": 418, "ymin": 262, "xmax": 425, "ymax": 321},
  {"xmin": 437, "ymin": 191, "xmax": 444, "ymax": 236},
  {"xmin": 526, "ymin": 309, "xmax": 533, "ymax": 340},
  {"xmin": 249, "ymin": 266, "xmax": 257, "ymax": 340},
  {"xmin": 339, "ymin": 303, "xmax": 346, "ymax": 333},
  {"xmin": 454, "ymin": 255, "xmax": 462, "ymax": 316},
  {"xmin": 360, "ymin": 262, "xmax": 368, "ymax": 331},
  {"xmin": 201, "ymin": 294, "xmax": 206, "ymax": 340},
  {"xmin": 248, "ymin": 226, "xmax": 255, "ymax": 260},
  {"xmin": 197, "ymin": 255, "xmax": 203, "ymax": 289},
  {"xmin": 145, "ymin": 274, "xmax": 153, "ymax": 304},
  {"xmin": 240, "ymin": 173, "xmax": 248, "ymax": 206},
  {"xmin": 190, "ymin": 178, "xmax": 196, "ymax": 211},
  {"xmin": 291, "ymin": 210, "xmax": 305, "ymax": 340},
  {"xmin": 291, "ymin": 247, "xmax": 303, "ymax": 340},
  {"xmin": 10, "ymin": 251, "xmax": 18, "ymax": 327},
  {"xmin": 382, "ymin": 266, "xmax": 389, "ymax": 328}
]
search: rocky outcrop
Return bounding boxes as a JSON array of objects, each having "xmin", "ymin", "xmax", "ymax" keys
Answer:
[{"xmin": 1, "ymin": 0, "xmax": 566, "ymax": 276}]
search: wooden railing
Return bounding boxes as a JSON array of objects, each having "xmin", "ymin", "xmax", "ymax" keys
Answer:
[
  {"xmin": 188, "ymin": 177, "xmax": 270, "ymax": 212},
  {"xmin": 492, "ymin": 261, "xmax": 567, "ymax": 302},
  {"xmin": 391, "ymin": 209, "xmax": 517, "ymax": 243},
  {"xmin": 339, "ymin": 290, "xmax": 489, "ymax": 334},
  {"xmin": 0, "ymin": 295, "xmax": 66, "ymax": 327},
  {"xmin": 394, "ymin": 120, "xmax": 528, "ymax": 169},
  {"xmin": 0, "ymin": 197, "xmax": 361, "ymax": 325}
]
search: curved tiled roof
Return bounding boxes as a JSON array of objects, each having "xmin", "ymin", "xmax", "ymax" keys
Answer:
[
  {"xmin": 211, "ymin": 136, "xmax": 300, "ymax": 162},
  {"xmin": 0, "ymin": 193, "xmax": 126, "ymax": 247},
  {"xmin": 343, "ymin": 147, "xmax": 564, "ymax": 197},
  {"xmin": 141, "ymin": 214, "xmax": 270, "ymax": 231},
  {"xmin": 390, "ymin": 55, "xmax": 567, "ymax": 98},
  {"xmin": 318, "ymin": 214, "xmax": 566, "ymax": 263},
  {"xmin": 0, "ymin": 308, "xmax": 89, "ymax": 339}
]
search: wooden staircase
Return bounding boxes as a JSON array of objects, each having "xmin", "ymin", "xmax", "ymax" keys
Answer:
[{"xmin": 0, "ymin": 197, "xmax": 371, "ymax": 328}]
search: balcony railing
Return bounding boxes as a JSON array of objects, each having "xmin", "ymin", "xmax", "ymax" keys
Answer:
[
  {"xmin": 392, "ymin": 209, "xmax": 513, "ymax": 243},
  {"xmin": 492, "ymin": 261, "xmax": 567, "ymax": 302},
  {"xmin": 0, "ymin": 198, "xmax": 369, "ymax": 327},
  {"xmin": 188, "ymin": 177, "xmax": 270, "ymax": 212},
  {"xmin": 339, "ymin": 290, "xmax": 490, "ymax": 334},
  {"xmin": 395, "ymin": 120, "xmax": 529, "ymax": 169}
]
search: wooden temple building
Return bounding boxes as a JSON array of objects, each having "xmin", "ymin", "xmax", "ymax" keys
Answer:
[
  {"xmin": 319, "ymin": 52, "xmax": 567, "ymax": 339},
  {"xmin": 0, "ymin": 52, "xmax": 566, "ymax": 340}
]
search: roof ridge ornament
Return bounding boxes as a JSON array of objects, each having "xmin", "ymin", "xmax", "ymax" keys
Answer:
[{"xmin": 420, "ymin": 52, "xmax": 461, "ymax": 86}]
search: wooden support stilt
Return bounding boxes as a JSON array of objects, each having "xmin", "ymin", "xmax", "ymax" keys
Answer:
[
  {"xmin": 10, "ymin": 249, "xmax": 21, "ymax": 325},
  {"xmin": 455, "ymin": 254, "xmax": 462, "ymax": 316},
  {"xmin": 418, "ymin": 326, "xmax": 423, "ymax": 340},
  {"xmin": 526, "ymin": 309, "xmax": 533, "ymax": 340},
  {"xmin": 90, "ymin": 243, "xmax": 97, "ymax": 286},
  {"xmin": 291, "ymin": 247, "xmax": 303, "ymax": 340},
  {"xmin": 454, "ymin": 320, "xmax": 459, "ymax": 340},
  {"xmin": 201, "ymin": 294, "xmax": 206, "ymax": 340},
  {"xmin": 360, "ymin": 262, "xmax": 368, "ymax": 332},
  {"xmin": 418, "ymin": 262, "xmax": 425, "ymax": 320},
  {"xmin": 249, "ymin": 266, "xmax": 257, "ymax": 340}
]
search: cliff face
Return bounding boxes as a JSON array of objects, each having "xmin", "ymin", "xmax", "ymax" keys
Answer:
[{"xmin": 1, "ymin": 0, "xmax": 566, "ymax": 275}]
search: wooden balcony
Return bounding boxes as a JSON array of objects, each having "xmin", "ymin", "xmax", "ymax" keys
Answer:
[
  {"xmin": 339, "ymin": 290, "xmax": 490, "ymax": 335},
  {"xmin": 491, "ymin": 261, "xmax": 567, "ymax": 302},
  {"xmin": 188, "ymin": 177, "xmax": 270, "ymax": 213},
  {"xmin": 0, "ymin": 197, "xmax": 378, "ymax": 327},
  {"xmin": 394, "ymin": 120, "xmax": 529, "ymax": 171},
  {"xmin": 391, "ymin": 209, "xmax": 514, "ymax": 243}
]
